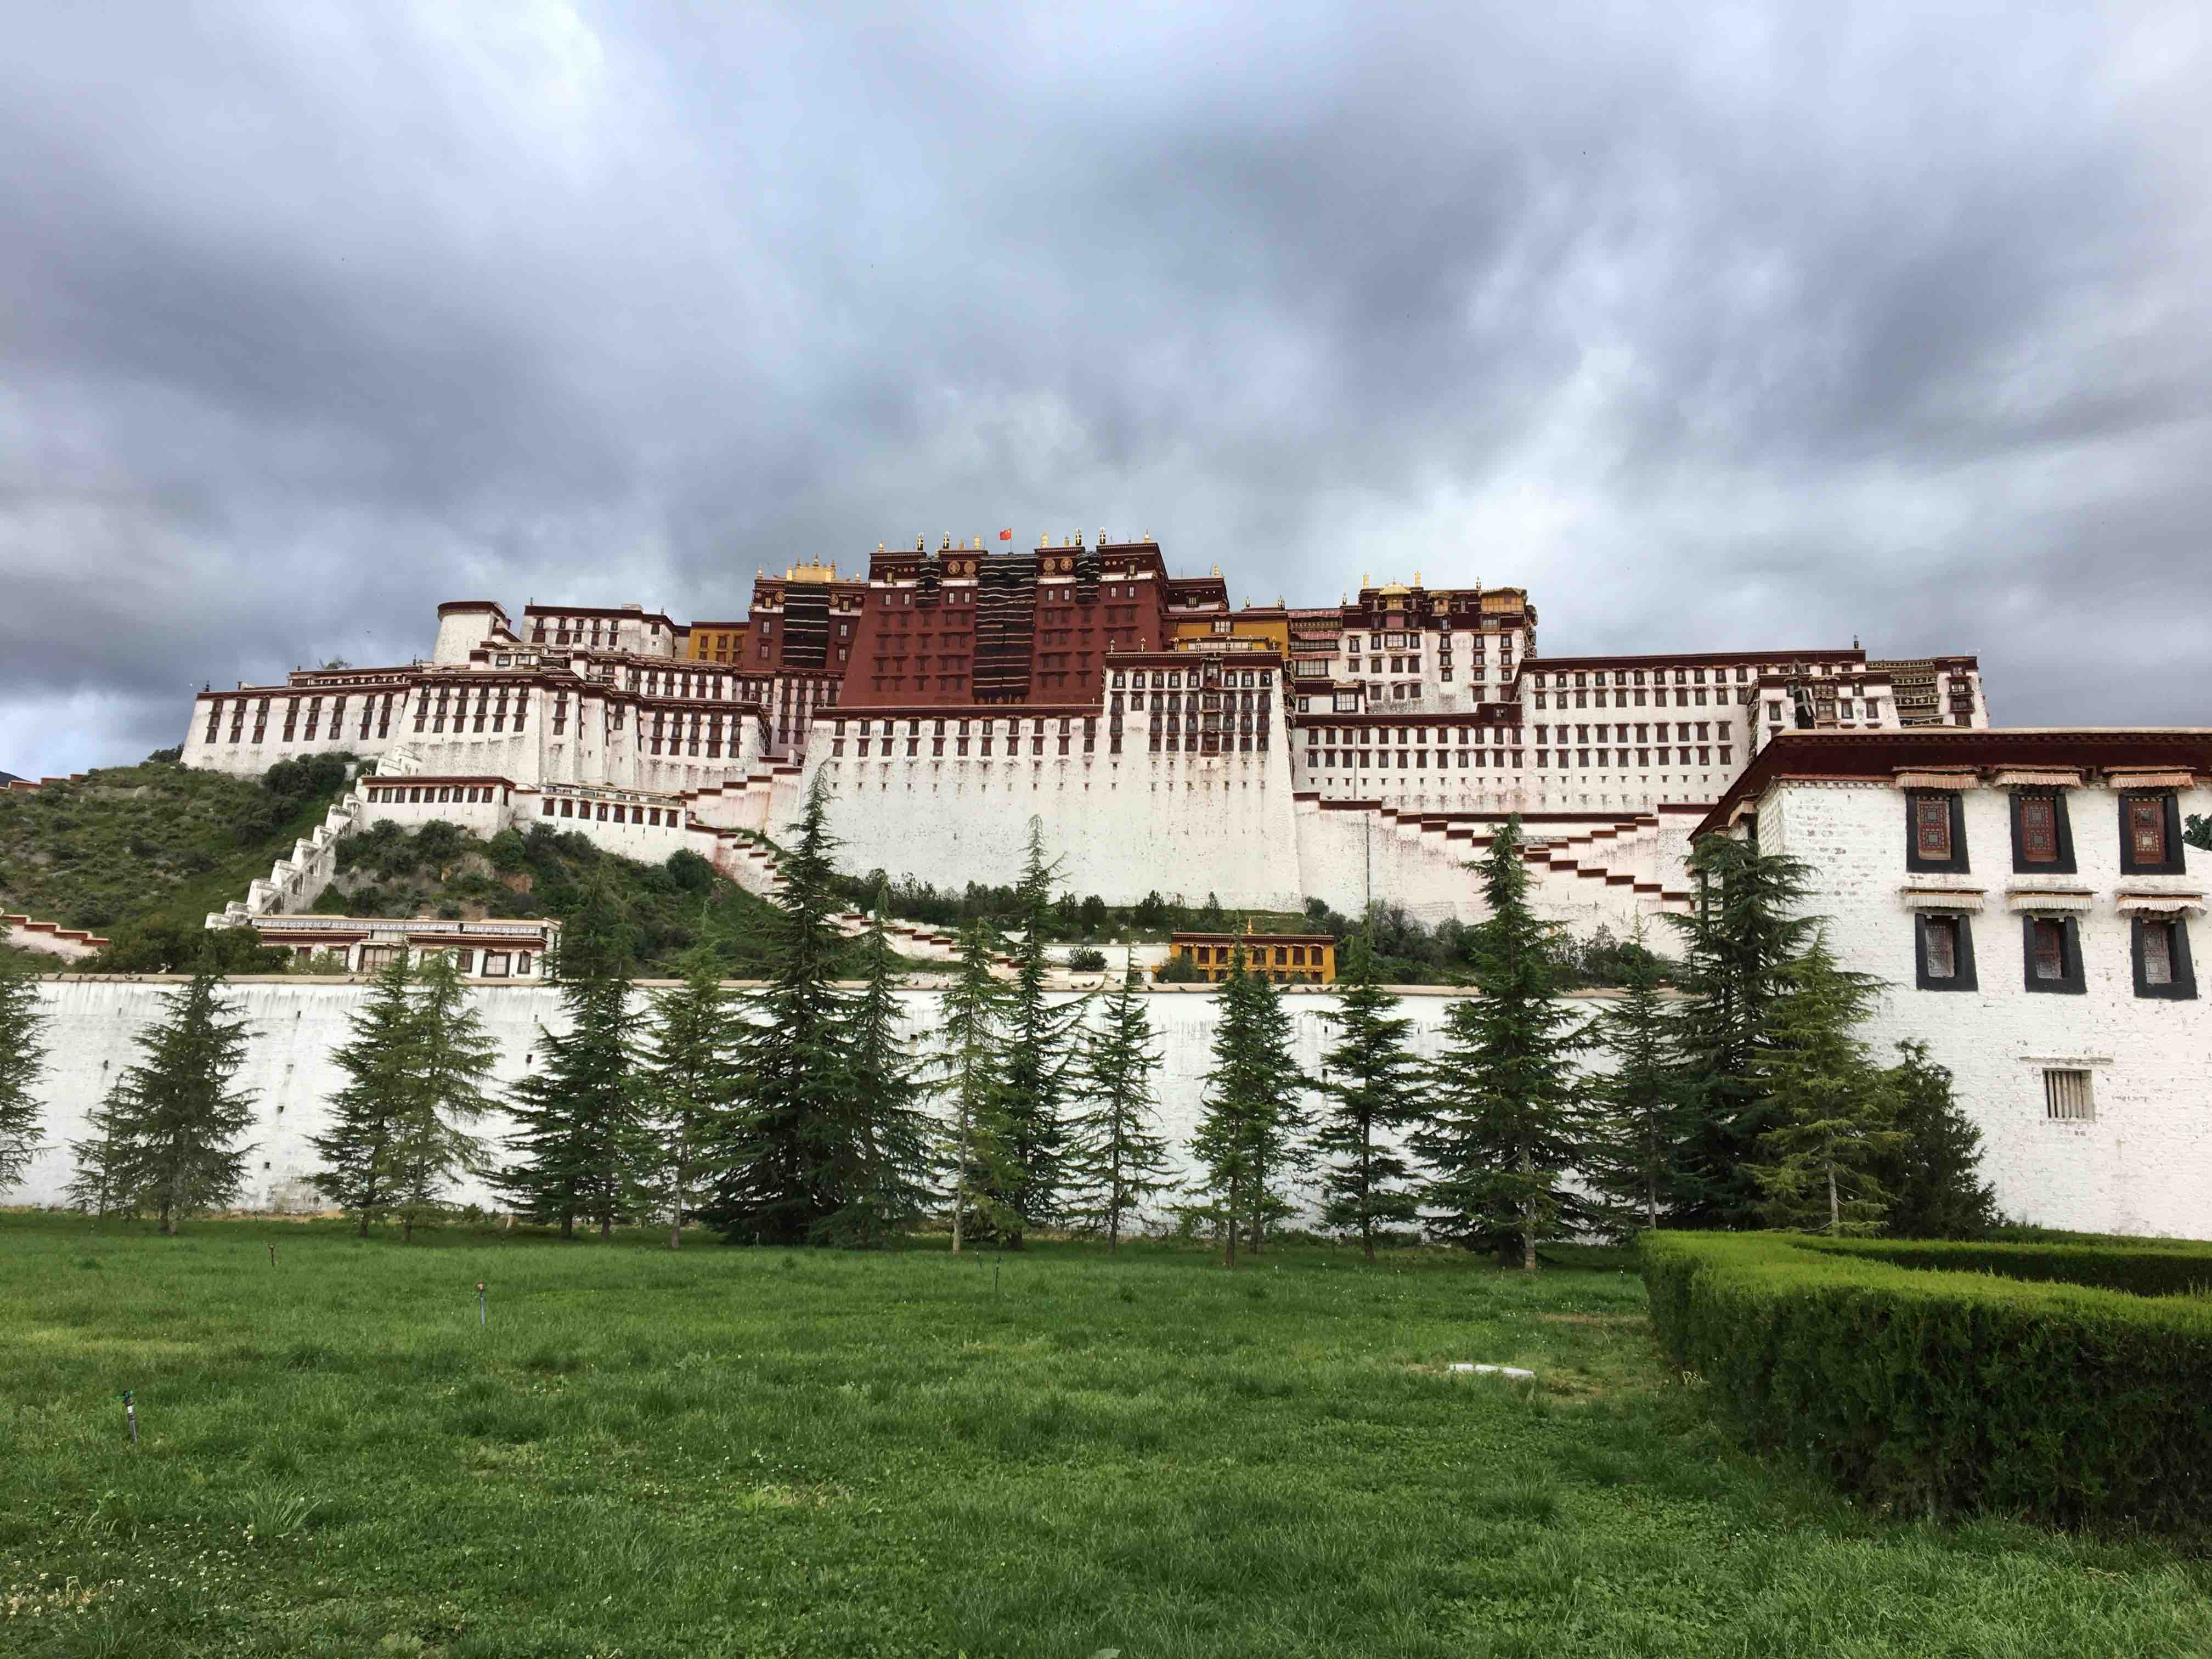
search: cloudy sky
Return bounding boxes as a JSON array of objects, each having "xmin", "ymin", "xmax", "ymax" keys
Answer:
[{"xmin": 2, "ymin": 2, "xmax": 2206, "ymax": 776}]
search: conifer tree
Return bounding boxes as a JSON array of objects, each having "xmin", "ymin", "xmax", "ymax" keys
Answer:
[
  {"xmin": 500, "ymin": 872, "xmax": 642, "ymax": 1239},
  {"xmin": 79, "ymin": 967, "xmax": 258, "ymax": 1234},
  {"xmin": 1667, "ymin": 834, "xmax": 1818, "ymax": 1228},
  {"xmin": 1581, "ymin": 930, "xmax": 1688, "ymax": 1234},
  {"xmin": 819, "ymin": 890, "xmax": 940, "ymax": 1247},
  {"xmin": 637, "ymin": 949, "xmax": 740, "ymax": 1249},
  {"xmin": 388, "ymin": 951, "xmax": 498, "ymax": 1242},
  {"xmin": 1313, "ymin": 933, "xmax": 1421, "ymax": 1261},
  {"xmin": 64, "ymin": 1084, "xmax": 138, "ymax": 1218},
  {"xmin": 0, "ymin": 953, "xmax": 50, "ymax": 1194},
  {"xmin": 1878, "ymin": 1040, "xmax": 2000, "ymax": 1239},
  {"xmin": 1746, "ymin": 932, "xmax": 1903, "ymax": 1235},
  {"xmin": 309, "ymin": 955, "xmax": 417, "ymax": 1234},
  {"xmin": 707, "ymin": 772, "xmax": 855, "ymax": 1244},
  {"xmin": 997, "ymin": 817, "xmax": 1088, "ymax": 1245},
  {"xmin": 933, "ymin": 917, "xmax": 1020, "ymax": 1252},
  {"xmin": 1064, "ymin": 963, "xmax": 1174, "ymax": 1251},
  {"xmin": 1417, "ymin": 817, "xmax": 1592, "ymax": 1269},
  {"xmin": 1190, "ymin": 943, "xmax": 1307, "ymax": 1268}
]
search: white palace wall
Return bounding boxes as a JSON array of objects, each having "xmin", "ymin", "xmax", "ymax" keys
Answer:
[
  {"xmin": 1757, "ymin": 777, "xmax": 2212, "ymax": 1240},
  {"xmin": 13, "ymin": 972, "xmax": 2204, "ymax": 1238}
]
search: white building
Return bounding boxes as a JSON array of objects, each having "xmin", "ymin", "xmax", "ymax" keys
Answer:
[{"xmin": 1701, "ymin": 729, "xmax": 2209, "ymax": 1238}]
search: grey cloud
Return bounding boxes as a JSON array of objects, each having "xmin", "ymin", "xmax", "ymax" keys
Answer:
[{"xmin": 1, "ymin": 0, "xmax": 2207, "ymax": 777}]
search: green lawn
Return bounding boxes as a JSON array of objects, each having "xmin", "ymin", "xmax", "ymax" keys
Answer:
[{"xmin": 2, "ymin": 1216, "xmax": 2208, "ymax": 1657}]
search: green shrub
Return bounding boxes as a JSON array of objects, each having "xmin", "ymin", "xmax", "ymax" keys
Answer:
[
  {"xmin": 1066, "ymin": 946, "xmax": 1107, "ymax": 972},
  {"xmin": 1643, "ymin": 1231, "xmax": 2212, "ymax": 1528}
]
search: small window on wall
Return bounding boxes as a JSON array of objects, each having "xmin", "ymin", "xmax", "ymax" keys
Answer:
[
  {"xmin": 2131, "ymin": 915, "xmax": 2197, "ymax": 1000},
  {"xmin": 2010, "ymin": 791, "xmax": 2074, "ymax": 873},
  {"xmin": 2022, "ymin": 916, "xmax": 2085, "ymax": 994},
  {"xmin": 2119, "ymin": 792, "xmax": 2185, "ymax": 876},
  {"xmin": 1914, "ymin": 913, "xmax": 1977, "ymax": 990},
  {"xmin": 2043, "ymin": 1068, "xmax": 2095, "ymax": 1122},
  {"xmin": 482, "ymin": 952, "xmax": 512, "ymax": 978},
  {"xmin": 1905, "ymin": 789, "xmax": 1968, "ymax": 873}
]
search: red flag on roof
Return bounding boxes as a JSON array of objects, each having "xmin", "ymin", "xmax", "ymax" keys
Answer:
[{"xmin": 999, "ymin": 528, "xmax": 1013, "ymax": 540}]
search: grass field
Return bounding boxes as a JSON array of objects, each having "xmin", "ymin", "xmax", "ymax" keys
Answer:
[{"xmin": 3, "ymin": 1216, "xmax": 2209, "ymax": 1657}]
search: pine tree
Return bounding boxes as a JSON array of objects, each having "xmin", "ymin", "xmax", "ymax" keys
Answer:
[
  {"xmin": 0, "ymin": 953, "xmax": 50, "ymax": 1194},
  {"xmin": 1581, "ymin": 930, "xmax": 1688, "ymax": 1235},
  {"xmin": 1313, "ymin": 933, "xmax": 1422, "ymax": 1261},
  {"xmin": 817, "ymin": 891, "xmax": 940, "ymax": 1246},
  {"xmin": 707, "ymin": 772, "xmax": 855, "ymax": 1244},
  {"xmin": 933, "ymin": 917, "xmax": 1021, "ymax": 1252},
  {"xmin": 499, "ymin": 872, "xmax": 642, "ymax": 1239},
  {"xmin": 1667, "ymin": 834, "xmax": 1819, "ymax": 1228},
  {"xmin": 1878, "ymin": 1040, "xmax": 2000, "ymax": 1239},
  {"xmin": 1416, "ymin": 816, "xmax": 1593, "ymax": 1269},
  {"xmin": 637, "ymin": 949, "xmax": 740, "ymax": 1249},
  {"xmin": 309, "ymin": 955, "xmax": 417, "ymax": 1235},
  {"xmin": 64, "ymin": 1084, "xmax": 139, "ymax": 1219},
  {"xmin": 389, "ymin": 952, "xmax": 498, "ymax": 1243},
  {"xmin": 1746, "ymin": 932, "xmax": 1903, "ymax": 1236},
  {"xmin": 82, "ymin": 968, "xmax": 258, "ymax": 1234},
  {"xmin": 1190, "ymin": 942, "xmax": 1307, "ymax": 1268},
  {"xmin": 997, "ymin": 817, "xmax": 1088, "ymax": 1245},
  {"xmin": 1063, "ymin": 963, "xmax": 1175, "ymax": 1251}
]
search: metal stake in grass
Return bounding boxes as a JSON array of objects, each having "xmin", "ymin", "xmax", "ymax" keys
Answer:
[
  {"xmin": 120, "ymin": 1390, "xmax": 137, "ymax": 1444},
  {"xmin": 994, "ymin": 1258, "xmax": 1001, "ymax": 1298},
  {"xmin": 268, "ymin": 1241, "xmax": 278, "ymax": 1267},
  {"xmin": 477, "ymin": 1281, "xmax": 487, "ymax": 1328}
]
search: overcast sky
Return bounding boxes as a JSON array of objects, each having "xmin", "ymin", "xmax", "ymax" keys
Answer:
[{"xmin": 2, "ymin": 2, "xmax": 2206, "ymax": 776}]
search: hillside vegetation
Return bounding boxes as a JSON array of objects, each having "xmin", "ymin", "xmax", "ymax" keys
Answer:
[{"xmin": 0, "ymin": 756, "xmax": 936, "ymax": 978}]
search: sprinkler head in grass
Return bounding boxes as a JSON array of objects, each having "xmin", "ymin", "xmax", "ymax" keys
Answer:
[{"xmin": 119, "ymin": 1390, "xmax": 137, "ymax": 1443}]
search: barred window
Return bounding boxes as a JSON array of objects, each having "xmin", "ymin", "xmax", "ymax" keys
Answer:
[
  {"xmin": 2043, "ymin": 1069, "xmax": 2094, "ymax": 1121},
  {"xmin": 2128, "ymin": 796, "xmax": 2168, "ymax": 865},
  {"xmin": 2032, "ymin": 918, "xmax": 2066, "ymax": 980}
]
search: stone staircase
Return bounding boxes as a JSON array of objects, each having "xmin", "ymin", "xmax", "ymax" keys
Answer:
[
  {"xmin": 206, "ymin": 746, "xmax": 425, "ymax": 930},
  {"xmin": 3, "ymin": 912, "xmax": 111, "ymax": 960}
]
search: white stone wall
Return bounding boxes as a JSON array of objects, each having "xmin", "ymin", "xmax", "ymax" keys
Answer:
[
  {"xmin": 1760, "ymin": 777, "xmax": 2212, "ymax": 1239},
  {"xmin": 0, "ymin": 978, "xmax": 1599, "ymax": 1233}
]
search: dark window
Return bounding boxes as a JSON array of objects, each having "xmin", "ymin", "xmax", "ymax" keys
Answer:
[
  {"xmin": 1914, "ymin": 912, "xmax": 1977, "ymax": 991},
  {"xmin": 2022, "ymin": 915, "xmax": 2085, "ymax": 994},
  {"xmin": 2131, "ymin": 915, "xmax": 2197, "ymax": 1001},
  {"xmin": 1906, "ymin": 789, "xmax": 1967, "ymax": 872},
  {"xmin": 2119, "ymin": 792, "xmax": 2184, "ymax": 875},
  {"xmin": 2010, "ymin": 791, "xmax": 2075, "ymax": 873}
]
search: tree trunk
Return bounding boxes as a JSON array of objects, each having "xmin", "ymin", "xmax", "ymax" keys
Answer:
[
  {"xmin": 402, "ymin": 1212, "xmax": 414, "ymax": 1245},
  {"xmin": 599, "ymin": 1214, "xmax": 612, "ymax": 1241},
  {"xmin": 357, "ymin": 1207, "xmax": 372, "ymax": 1239},
  {"xmin": 1827, "ymin": 1161, "xmax": 1841, "ymax": 1234},
  {"xmin": 560, "ymin": 1210, "xmax": 574, "ymax": 1242}
]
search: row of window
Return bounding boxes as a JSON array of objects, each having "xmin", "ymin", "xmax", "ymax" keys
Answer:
[
  {"xmin": 206, "ymin": 693, "xmax": 398, "ymax": 746},
  {"xmin": 1915, "ymin": 912, "xmax": 2196, "ymax": 1000},
  {"xmin": 353, "ymin": 944, "xmax": 537, "ymax": 978},
  {"xmin": 1110, "ymin": 668, "xmax": 1273, "ymax": 690},
  {"xmin": 539, "ymin": 797, "xmax": 686, "ymax": 827},
  {"xmin": 1534, "ymin": 686, "xmax": 1725, "ymax": 710},
  {"xmin": 369, "ymin": 785, "xmax": 500, "ymax": 805},
  {"xmin": 1908, "ymin": 789, "xmax": 2186, "ymax": 876}
]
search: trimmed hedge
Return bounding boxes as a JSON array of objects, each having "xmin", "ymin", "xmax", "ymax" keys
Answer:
[{"xmin": 1642, "ymin": 1232, "xmax": 2212, "ymax": 1528}]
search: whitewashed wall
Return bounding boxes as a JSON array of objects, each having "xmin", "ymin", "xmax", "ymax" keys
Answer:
[
  {"xmin": 1760, "ymin": 778, "xmax": 2212, "ymax": 1240},
  {"xmin": 13, "ymin": 967, "xmax": 2207, "ymax": 1238}
]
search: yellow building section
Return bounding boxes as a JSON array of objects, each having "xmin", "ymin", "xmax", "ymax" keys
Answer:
[
  {"xmin": 1164, "ymin": 930, "xmax": 1335, "ymax": 985},
  {"xmin": 685, "ymin": 623, "xmax": 750, "ymax": 663},
  {"xmin": 1172, "ymin": 606, "xmax": 1289, "ymax": 656}
]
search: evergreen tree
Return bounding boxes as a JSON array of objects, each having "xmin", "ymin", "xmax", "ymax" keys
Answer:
[
  {"xmin": 1313, "ymin": 933, "xmax": 1422, "ymax": 1261},
  {"xmin": 997, "ymin": 817, "xmax": 1088, "ymax": 1245},
  {"xmin": 1417, "ymin": 817, "xmax": 1593, "ymax": 1269},
  {"xmin": 388, "ymin": 952, "xmax": 498, "ymax": 1243},
  {"xmin": 499, "ymin": 872, "xmax": 642, "ymax": 1239},
  {"xmin": 1581, "ymin": 930, "xmax": 1689, "ymax": 1234},
  {"xmin": 706, "ymin": 773, "xmax": 855, "ymax": 1244},
  {"xmin": 637, "ymin": 949, "xmax": 740, "ymax": 1249},
  {"xmin": 1746, "ymin": 933, "xmax": 1903, "ymax": 1235},
  {"xmin": 933, "ymin": 917, "xmax": 1021, "ymax": 1252},
  {"xmin": 818, "ymin": 889, "xmax": 940, "ymax": 1247},
  {"xmin": 1063, "ymin": 963, "xmax": 1175, "ymax": 1251},
  {"xmin": 1667, "ymin": 835, "xmax": 1819, "ymax": 1228},
  {"xmin": 1190, "ymin": 943, "xmax": 1307, "ymax": 1268},
  {"xmin": 1878, "ymin": 1040, "xmax": 2000, "ymax": 1240},
  {"xmin": 64, "ymin": 1084, "xmax": 139, "ymax": 1219},
  {"xmin": 309, "ymin": 955, "xmax": 417, "ymax": 1235},
  {"xmin": 0, "ymin": 953, "xmax": 50, "ymax": 1194},
  {"xmin": 80, "ymin": 968, "xmax": 258, "ymax": 1234}
]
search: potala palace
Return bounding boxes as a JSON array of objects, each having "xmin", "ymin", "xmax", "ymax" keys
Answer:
[
  {"xmin": 178, "ymin": 534, "xmax": 1993, "ymax": 936},
  {"xmin": 10, "ymin": 532, "xmax": 2198, "ymax": 1239}
]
